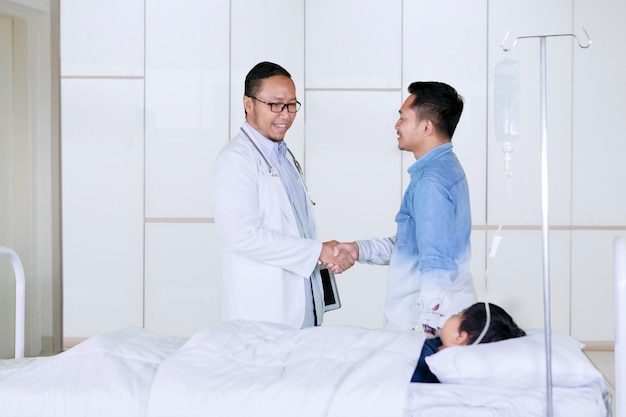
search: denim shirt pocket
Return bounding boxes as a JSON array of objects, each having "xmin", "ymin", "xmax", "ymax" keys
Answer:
[{"xmin": 395, "ymin": 212, "xmax": 414, "ymax": 249}]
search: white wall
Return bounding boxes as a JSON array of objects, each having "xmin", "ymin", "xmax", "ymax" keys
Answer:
[
  {"xmin": 0, "ymin": 0, "xmax": 57, "ymax": 358},
  {"xmin": 0, "ymin": 14, "xmax": 16, "ymax": 357},
  {"xmin": 60, "ymin": 0, "xmax": 626, "ymax": 342},
  {"xmin": 571, "ymin": 0, "xmax": 626, "ymax": 342}
]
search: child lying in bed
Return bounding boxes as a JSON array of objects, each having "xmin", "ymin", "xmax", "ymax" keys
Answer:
[{"xmin": 411, "ymin": 302, "xmax": 526, "ymax": 383}]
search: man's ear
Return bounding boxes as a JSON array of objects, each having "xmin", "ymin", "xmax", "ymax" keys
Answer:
[
  {"xmin": 422, "ymin": 119, "xmax": 435, "ymax": 136},
  {"xmin": 243, "ymin": 96, "xmax": 253, "ymax": 113}
]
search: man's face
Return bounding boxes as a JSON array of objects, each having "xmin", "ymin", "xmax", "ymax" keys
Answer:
[
  {"xmin": 394, "ymin": 94, "xmax": 427, "ymax": 155},
  {"xmin": 244, "ymin": 75, "xmax": 298, "ymax": 142}
]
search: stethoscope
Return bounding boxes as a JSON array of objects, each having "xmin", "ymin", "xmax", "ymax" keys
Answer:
[{"xmin": 241, "ymin": 127, "xmax": 316, "ymax": 205}]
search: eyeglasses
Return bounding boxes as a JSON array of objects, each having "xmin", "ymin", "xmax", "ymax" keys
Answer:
[{"xmin": 249, "ymin": 96, "xmax": 301, "ymax": 113}]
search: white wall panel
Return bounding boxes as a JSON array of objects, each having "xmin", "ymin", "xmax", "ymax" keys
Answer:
[
  {"xmin": 230, "ymin": 0, "xmax": 305, "ymax": 160},
  {"xmin": 471, "ymin": 231, "xmax": 488, "ymax": 303},
  {"xmin": 572, "ymin": 0, "xmax": 626, "ymax": 225},
  {"xmin": 60, "ymin": 0, "xmax": 144, "ymax": 76},
  {"xmin": 62, "ymin": 79, "xmax": 144, "ymax": 337},
  {"xmin": 481, "ymin": 230, "xmax": 571, "ymax": 334},
  {"xmin": 145, "ymin": 223, "xmax": 220, "ymax": 336},
  {"xmin": 56, "ymin": 0, "xmax": 623, "ymax": 342},
  {"xmin": 323, "ymin": 264, "xmax": 387, "ymax": 329},
  {"xmin": 488, "ymin": 0, "xmax": 573, "ymax": 226},
  {"xmin": 305, "ymin": 0, "xmax": 401, "ymax": 89},
  {"xmin": 403, "ymin": 0, "xmax": 488, "ymax": 226},
  {"xmin": 0, "ymin": 15, "xmax": 14, "ymax": 357},
  {"xmin": 306, "ymin": 90, "xmax": 401, "ymax": 241},
  {"xmin": 571, "ymin": 231, "xmax": 616, "ymax": 341},
  {"xmin": 306, "ymin": 90, "xmax": 401, "ymax": 328},
  {"xmin": 145, "ymin": 0, "xmax": 229, "ymax": 219}
]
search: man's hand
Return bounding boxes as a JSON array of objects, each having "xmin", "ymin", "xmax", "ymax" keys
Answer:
[
  {"xmin": 332, "ymin": 242, "xmax": 359, "ymax": 260},
  {"xmin": 322, "ymin": 241, "xmax": 359, "ymax": 274},
  {"xmin": 416, "ymin": 296, "xmax": 447, "ymax": 330},
  {"xmin": 320, "ymin": 240, "xmax": 355, "ymax": 273}
]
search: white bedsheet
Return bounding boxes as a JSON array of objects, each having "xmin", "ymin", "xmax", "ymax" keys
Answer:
[
  {"xmin": 147, "ymin": 320, "xmax": 425, "ymax": 417},
  {"xmin": 0, "ymin": 322, "xmax": 609, "ymax": 417},
  {"xmin": 405, "ymin": 381, "xmax": 609, "ymax": 417},
  {"xmin": 0, "ymin": 327, "xmax": 185, "ymax": 417}
]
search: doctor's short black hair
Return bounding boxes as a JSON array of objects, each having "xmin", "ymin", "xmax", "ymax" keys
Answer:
[
  {"xmin": 407, "ymin": 81, "xmax": 464, "ymax": 140},
  {"xmin": 245, "ymin": 61, "xmax": 293, "ymax": 98}
]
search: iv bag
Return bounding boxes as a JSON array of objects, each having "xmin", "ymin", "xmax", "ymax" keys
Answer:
[{"xmin": 494, "ymin": 58, "xmax": 520, "ymax": 143}]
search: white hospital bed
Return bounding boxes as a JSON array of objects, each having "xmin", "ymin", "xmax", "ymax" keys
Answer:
[{"xmin": 0, "ymin": 245, "xmax": 614, "ymax": 417}]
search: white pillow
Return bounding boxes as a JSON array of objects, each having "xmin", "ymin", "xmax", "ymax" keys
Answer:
[{"xmin": 425, "ymin": 330, "xmax": 604, "ymax": 389}]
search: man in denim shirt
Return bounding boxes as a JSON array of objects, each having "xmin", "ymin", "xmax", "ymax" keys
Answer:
[{"xmin": 331, "ymin": 82, "xmax": 476, "ymax": 332}]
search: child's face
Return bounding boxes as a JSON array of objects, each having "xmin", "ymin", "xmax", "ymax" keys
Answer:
[{"xmin": 439, "ymin": 312, "xmax": 469, "ymax": 348}]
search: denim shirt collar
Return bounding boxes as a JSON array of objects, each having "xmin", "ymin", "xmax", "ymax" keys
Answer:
[{"xmin": 407, "ymin": 142, "xmax": 453, "ymax": 176}]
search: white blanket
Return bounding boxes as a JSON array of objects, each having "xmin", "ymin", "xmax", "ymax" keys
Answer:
[
  {"xmin": 0, "ymin": 328, "xmax": 185, "ymax": 417},
  {"xmin": 147, "ymin": 320, "xmax": 425, "ymax": 417},
  {"xmin": 0, "ymin": 322, "xmax": 423, "ymax": 417},
  {"xmin": 405, "ymin": 382, "xmax": 609, "ymax": 417},
  {"xmin": 0, "ymin": 322, "xmax": 609, "ymax": 417}
]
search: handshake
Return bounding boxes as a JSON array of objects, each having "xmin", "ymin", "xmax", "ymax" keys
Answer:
[{"xmin": 320, "ymin": 241, "xmax": 359, "ymax": 274}]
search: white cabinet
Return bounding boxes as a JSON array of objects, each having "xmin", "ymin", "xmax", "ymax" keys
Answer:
[{"xmin": 60, "ymin": 0, "xmax": 625, "ymax": 343}]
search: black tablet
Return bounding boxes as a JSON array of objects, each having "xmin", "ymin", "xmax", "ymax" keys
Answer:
[{"xmin": 319, "ymin": 266, "xmax": 341, "ymax": 311}]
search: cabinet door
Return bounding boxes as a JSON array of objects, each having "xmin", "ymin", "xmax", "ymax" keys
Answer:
[
  {"xmin": 62, "ymin": 79, "xmax": 145, "ymax": 337},
  {"xmin": 145, "ymin": 223, "xmax": 221, "ymax": 336}
]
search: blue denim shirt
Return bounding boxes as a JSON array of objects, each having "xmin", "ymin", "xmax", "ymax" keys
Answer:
[{"xmin": 357, "ymin": 142, "xmax": 475, "ymax": 330}]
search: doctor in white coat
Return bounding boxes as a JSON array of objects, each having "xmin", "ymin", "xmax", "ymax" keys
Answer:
[{"xmin": 211, "ymin": 62, "xmax": 354, "ymax": 328}]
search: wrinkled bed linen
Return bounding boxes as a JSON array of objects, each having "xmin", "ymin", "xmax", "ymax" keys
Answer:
[
  {"xmin": 0, "ymin": 321, "xmax": 610, "ymax": 417},
  {"xmin": 147, "ymin": 320, "xmax": 425, "ymax": 417},
  {"xmin": 0, "ymin": 322, "xmax": 424, "ymax": 417},
  {"xmin": 404, "ymin": 380, "xmax": 609, "ymax": 417},
  {"xmin": 0, "ymin": 327, "xmax": 185, "ymax": 417}
]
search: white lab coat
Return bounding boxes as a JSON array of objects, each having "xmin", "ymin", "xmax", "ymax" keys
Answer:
[{"xmin": 210, "ymin": 129, "xmax": 324, "ymax": 328}]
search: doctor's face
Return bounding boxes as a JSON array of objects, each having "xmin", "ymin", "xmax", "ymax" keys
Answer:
[{"xmin": 244, "ymin": 75, "xmax": 298, "ymax": 142}]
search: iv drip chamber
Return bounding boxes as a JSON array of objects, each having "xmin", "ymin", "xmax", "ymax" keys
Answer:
[{"xmin": 494, "ymin": 58, "xmax": 520, "ymax": 143}]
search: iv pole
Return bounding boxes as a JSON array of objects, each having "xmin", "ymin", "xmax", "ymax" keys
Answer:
[{"xmin": 500, "ymin": 29, "xmax": 591, "ymax": 417}]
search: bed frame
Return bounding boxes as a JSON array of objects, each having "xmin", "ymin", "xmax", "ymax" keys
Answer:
[
  {"xmin": 615, "ymin": 236, "xmax": 625, "ymax": 417},
  {"xmin": 0, "ymin": 246, "xmax": 25, "ymax": 359}
]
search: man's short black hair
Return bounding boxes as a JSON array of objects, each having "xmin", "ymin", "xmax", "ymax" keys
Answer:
[
  {"xmin": 244, "ymin": 61, "xmax": 292, "ymax": 98},
  {"xmin": 407, "ymin": 81, "xmax": 464, "ymax": 139}
]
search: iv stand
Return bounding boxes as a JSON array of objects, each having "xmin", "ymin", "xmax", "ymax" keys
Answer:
[{"xmin": 500, "ymin": 29, "xmax": 591, "ymax": 417}]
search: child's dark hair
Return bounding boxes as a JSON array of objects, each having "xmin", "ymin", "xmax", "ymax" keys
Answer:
[{"xmin": 459, "ymin": 302, "xmax": 526, "ymax": 345}]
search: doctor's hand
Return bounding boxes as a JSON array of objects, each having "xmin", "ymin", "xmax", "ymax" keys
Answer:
[
  {"xmin": 332, "ymin": 242, "xmax": 359, "ymax": 261},
  {"xmin": 323, "ymin": 241, "xmax": 359, "ymax": 274},
  {"xmin": 320, "ymin": 240, "xmax": 355, "ymax": 274}
]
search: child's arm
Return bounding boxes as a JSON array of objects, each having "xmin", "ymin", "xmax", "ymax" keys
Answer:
[{"xmin": 410, "ymin": 337, "xmax": 443, "ymax": 383}]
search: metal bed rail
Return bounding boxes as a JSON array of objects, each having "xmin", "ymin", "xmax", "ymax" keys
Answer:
[
  {"xmin": 616, "ymin": 236, "xmax": 625, "ymax": 417},
  {"xmin": 0, "ymin": 246, "xmax": 25, "ymax": 359}
]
